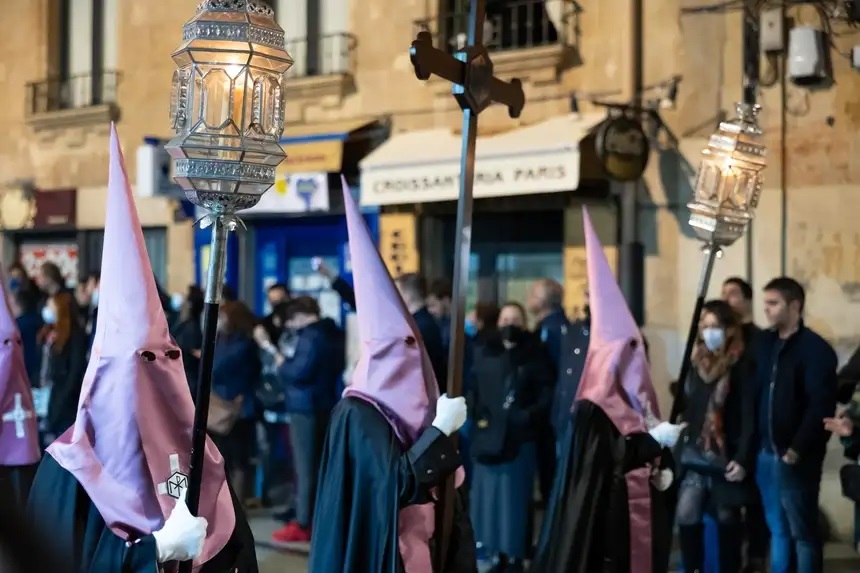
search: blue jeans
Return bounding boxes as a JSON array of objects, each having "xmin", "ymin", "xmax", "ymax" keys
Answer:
[{"xmin": 755, "ymin": 450, "xmax": 823, "ymax": 573}]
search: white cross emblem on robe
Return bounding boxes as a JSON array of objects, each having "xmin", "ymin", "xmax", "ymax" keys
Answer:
[
  {"xmin": 2, "ymin": 393, "xmax": 33, "ymax": 439},
  {"xmin": 156, "ymin": 453, "xmax": 189, "ymax": 500}
]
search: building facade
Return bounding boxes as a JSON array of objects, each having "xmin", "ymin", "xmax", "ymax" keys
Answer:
[{"xmin": 1, "ymin": 0, "xmax": 859, "ymax": 532}]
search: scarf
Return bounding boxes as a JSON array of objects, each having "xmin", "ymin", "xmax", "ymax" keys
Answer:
[{"xmin": 690, "ymin": 334, "xmax": 743, "ymax": 455}]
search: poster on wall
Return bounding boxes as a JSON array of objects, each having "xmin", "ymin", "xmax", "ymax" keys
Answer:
[{"xmin": 19, "ymin": 243, "xmax": 79, "ymax": 287}]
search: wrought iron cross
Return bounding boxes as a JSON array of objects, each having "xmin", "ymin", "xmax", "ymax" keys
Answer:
[{"xmin": 409, "ymin": 0, "xmax": 525, "ymax": 567}]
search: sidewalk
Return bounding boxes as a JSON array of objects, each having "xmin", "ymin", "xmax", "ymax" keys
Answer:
[{"xmin": 248, "ymin": 511, "xmax": 859, "ymax": 572}]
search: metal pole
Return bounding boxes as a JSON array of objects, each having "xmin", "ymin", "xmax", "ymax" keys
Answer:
[
  {"xmin": 179, "ymin": 216, "xmax": 229, "ymax": 573},
  {"xmin": 669, "ymin": 243, "xmax": 720, "ymax": 422},
  {"xmin": 619, "ymin": 0, "xmax": 645, "ymax": 324},
  {"xmin": 435, "ymin": 0, "xmax": 483, "ymax": 563},
  {"xmin": 743, "ymin": 6, "xmax": 759, "ymax": 285}
]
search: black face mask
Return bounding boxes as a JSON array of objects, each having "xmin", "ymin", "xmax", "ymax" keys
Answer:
[
  {"xmin": 583, "ymin": 304, "xmax": 591, "ymax": 320},
  {"xmin": 500, "ymin": 325, "xmax": 524, "ymax": 343}
]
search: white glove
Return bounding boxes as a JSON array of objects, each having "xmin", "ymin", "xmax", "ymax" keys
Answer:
[
  {"xmin": 432, "ymin": 394, "xmax": 467, "ymax": 436},
  {"xmin": 651, "ymin": 467, "xmax": 674, "ymax": 492},
  {"xmin": 648, "ymin": 421, "xmax": 685, "ymax": 448},
  {"xmin": 152, "ymin": 497, "xmax": 208, "ymax": 563}
]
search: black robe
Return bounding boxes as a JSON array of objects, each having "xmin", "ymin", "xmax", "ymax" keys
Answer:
[
  {"xmin": 0, "ymin": 463, "xmax": 38, "ymax": 507},
  {"xmin": 531, "ymin": 400, "xmax": 671, "ymax": 573},
  {"xmin": 26, "ymin": 454, "xmax": 258, "ymax": 573},
  {"xmin": 309, "ymin": 397, "xmax": 477, "ymax": 573}
]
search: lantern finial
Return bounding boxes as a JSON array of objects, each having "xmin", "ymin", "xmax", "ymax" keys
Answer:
[
  {"xmin": 687, "ymin": 101, "xmax": 767, "ymax": 247},
  {"xmin": 165, "ymin": 0, "xmax": 292, "ymax": 215}
]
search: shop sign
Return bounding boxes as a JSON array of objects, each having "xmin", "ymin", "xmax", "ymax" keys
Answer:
[
  {"xmin": 595, "ymin": 116, "xmax": 650, "ymax": 182},
  {"xmin": 360, "ymin": 150, "xmax": 579, "ymax": 206},
  {"xmin": 241, "ymin": 172, "xmax": 330, "ymax": 214}
]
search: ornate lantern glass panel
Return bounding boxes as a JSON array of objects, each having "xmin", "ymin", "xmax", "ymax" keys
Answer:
[
  {"xmin": 687, "ymin": 103, "xmax": 767, "ymax": 247},
  {"xmin": 165, "ymin": 0, "xmax": 293, "ymax": 214}
]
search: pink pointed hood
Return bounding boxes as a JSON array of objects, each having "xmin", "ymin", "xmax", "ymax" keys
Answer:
[
  {"xmin": 574, "ymin": 207, "xmax": 661, "ymax": 573},
  {"xmin": 0, "ymin": 267, "xmax": 40, "ymax": 466},
  {"xmin": 340, "ymin": 175, "xmax": 440, "ymax": 444},
  {"xmin": 47, "ymin": 124, "xmax": 234, "ymax": 568},
  {"xmin": 574, "ymin": 206, "xmax": 660, "ymax": 435},
  {"xmin": 340, "ymin": 175, "xmax": 453, "ymax": 573}
]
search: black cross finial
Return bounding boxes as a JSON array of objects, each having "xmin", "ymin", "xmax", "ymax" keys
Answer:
[{"xmin": 409, "ymin": 9, "xmax": 525, "ymax": 118}]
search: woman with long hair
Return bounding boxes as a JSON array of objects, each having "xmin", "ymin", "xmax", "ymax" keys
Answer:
[
  {"xmin": 38, "ymin": 291, "xmax": 87, "ymax": 445},
  {"xmin": 211, "ymin": 300, "xmax": 262, "ymax": 502},
  {"xmin": 677, "ymin": 299, "xmax": 757, "ymax": 573}
]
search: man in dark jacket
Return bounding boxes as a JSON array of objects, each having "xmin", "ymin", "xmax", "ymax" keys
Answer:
[
  {"xmin": 755, "ymin": 277, "xmax": 837, "ymax": 573},
  {"xmin": 426, "ymin": 277, "xmax": 453, "ymax": 353},
  {"xmin": 395, "ymin": 273, "xmax": 448, "ymax": 393},
  {"xmin": 550, "ymin": 302, "xmax": 590, "ymax": 454},
  {"xmin": 526, "ymin": 278, "xmax": 569, "ymax": 503},
  {"xmin": 261, "ymin": 283, "xmax": 290, "ymax": 344},
  {"xmin": 272, "ymin": 295, "xmax": 345, "ymax": 544}
]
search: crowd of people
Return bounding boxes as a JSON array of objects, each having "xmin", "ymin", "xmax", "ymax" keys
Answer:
[
  {"xmin": 5, "ymin": 248, "xmax": 860, "ymax": 573},
  {"xmin": 5, "ymin": 255, "xmax": 858, "ymax": 572}
]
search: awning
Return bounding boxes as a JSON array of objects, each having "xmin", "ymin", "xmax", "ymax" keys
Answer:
[
  {"xmin": 279, "ymin": 118, "xmax": 377, "ymax": 174},
  {"xmin": 359, "ymin": 114, "xmax": 603, "ymax": 207}
]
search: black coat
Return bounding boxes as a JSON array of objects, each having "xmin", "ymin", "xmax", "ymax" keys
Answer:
[
  {"xmin": 551, "ymin": 318, "xmax": 590, "ymax": 434},
  {"xmin": 27, "ymin": 454, "xmax": 258, "ymax": 572},
  {"xmin": 308, "ymin": 397, "xmax": 476, "ymax": 573},
  {"xmin": 755, "ymin": 321, "xmax": 838, "ymax": 460},
  {"xmin": 535, "ymin": 308, "xmax": 570, "ymax": 374},
  {"xmin": 532, "ymin": 400, "xmax": 671, "ymax": 573},
  {"xmin": 45, "ymin": 327, "xmax": 88, "ymax": 436},
  {"xmin": 467, "ymin": 332, "xmax": 554, "ymax": 458},
  {"xmin": 679, "ymin": 357, "xmax": 757, "ymax": 506}
]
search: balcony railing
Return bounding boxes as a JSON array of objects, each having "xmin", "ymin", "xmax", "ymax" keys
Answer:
[
  {"xmin": 286, "ymin": 32, "xmax": 357, "ymax": 78},
  {"xmin": 414, "ymin": 0, "xmax": 578, "ymax": 54},
  {"xmin": 25, "ymin": 71, "xmax": 120, "ymax": 116}
]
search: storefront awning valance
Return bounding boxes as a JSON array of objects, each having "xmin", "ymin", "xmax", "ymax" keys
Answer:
[
  {"xmin": 279, "ymin": 118, "xmax": 378, "ymax": 174},
  {"xmin": 358, "ymin": 114, "xmax": 603, "ymax": 207}
]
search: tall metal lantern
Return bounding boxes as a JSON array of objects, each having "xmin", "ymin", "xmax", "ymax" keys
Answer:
[
  {"xmin": 165, "ymin": 3, "xmax": 292, "ymax": 565},
  {"xmin": 669, "ymin": 102, "xmax": 766, "ymax": 421}
]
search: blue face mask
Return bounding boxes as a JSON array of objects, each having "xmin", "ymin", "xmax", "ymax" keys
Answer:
[
  {"xmin": 170, "ymin": 293, "xmax": 184, "ymax": 312},
  {"xmin": 91, "ymin": 289, "xmax": 99, "ymax": 308},
  {"xmin": 42, "ymin": 306, "xmax": 56, "ymax": 325},
  {"xmin": 464, "ymin": 319, "xmax": 477, "ymax": 338},
  {"xmin": 8, "ymin": 278, "xmax": 20, "ymax": 292}
]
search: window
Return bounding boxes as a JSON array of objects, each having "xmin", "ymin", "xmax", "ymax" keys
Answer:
[
  {"xmin": 30, "ymin": 0, "xmax": 118, "ymax": 115},
  {"xmin": 435, "ymin": 0, "xmax": 565, "ymax": 52},
  {"xmin": 276, "ymin": 0, "xmax": 352, "ymax": 77}
]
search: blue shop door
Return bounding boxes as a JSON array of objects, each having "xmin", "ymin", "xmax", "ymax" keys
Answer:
[{"xmin": 252, "ymin": 214, "xmax": 378, "ymax": 322}]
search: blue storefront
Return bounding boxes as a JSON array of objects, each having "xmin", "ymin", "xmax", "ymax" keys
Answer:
[{"xmin": 192, "ymin": 118, "xmax": 385, "ymax": 320}]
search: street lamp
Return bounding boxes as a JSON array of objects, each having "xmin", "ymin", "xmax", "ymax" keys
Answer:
[
  {"xmin": 669, "ymin": 102, "xmax": 766, "ymax": 421},
  {"xmin": 164, "ymin": 1, "xmax": 292, "ymax": 561}
]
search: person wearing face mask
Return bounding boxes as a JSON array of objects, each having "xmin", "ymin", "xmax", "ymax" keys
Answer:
[
  {"xmin": 468, "ymin": 302, "xmax": 554, "ymax": 573},
  {"xmin": 675, "ymin": 299, "xmax": 757, "ymax": 573},
  {"xmin": 37, "ymin": 292, "xmax": 87, "ymax": 448},
  {"xmin": 460, "ymin": 302, "xmax": 501, "ymax": 490}
]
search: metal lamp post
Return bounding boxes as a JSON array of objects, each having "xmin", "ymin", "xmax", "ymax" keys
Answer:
[
  {"xmin": 164, "ymin": 3, "xmax": 292, "ymax": 569},
  {"xmin": 669, "ymin": 102, "xmax": 767, "ymax": 422}
]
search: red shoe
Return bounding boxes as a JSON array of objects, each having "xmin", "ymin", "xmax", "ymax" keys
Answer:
[{"xmin": 272, "ymin": 521, "xmax": 311, "ymax": 543}]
